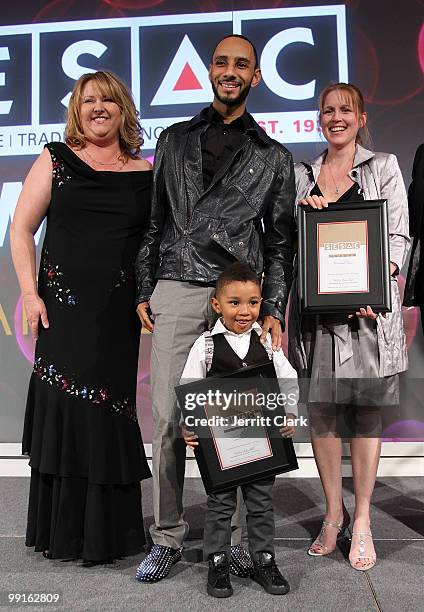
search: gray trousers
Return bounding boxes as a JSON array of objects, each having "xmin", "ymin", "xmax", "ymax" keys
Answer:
[
  {"xmin": 148, "ymin": 280, "xmax": 243, "ymax": 548},
  {"xmin": 203, "ymin": 476, "xmax": 276, "ymax": 562}
]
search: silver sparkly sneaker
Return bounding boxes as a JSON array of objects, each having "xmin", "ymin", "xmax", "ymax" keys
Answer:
[
  {"xmin": 135, "ymin": 544, "xmax": 182, "ymax": 582},
  {"xmin": 229, "ymin": 544, "xmax": 253, "ymax": 577}
]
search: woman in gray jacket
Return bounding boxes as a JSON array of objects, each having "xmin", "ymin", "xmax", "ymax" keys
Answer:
[{"xmin": 289, "ymin": 83, "xmax": 409, "ymax": 570}]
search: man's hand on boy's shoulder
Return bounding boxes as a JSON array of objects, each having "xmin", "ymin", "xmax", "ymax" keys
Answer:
[
  {"xmin": 279, "ymin": 413, "xmax": 297, "ymax": 438},
  {"xmin": 259, "ymin": 315, "xmax": 282, "ymax": 351}
]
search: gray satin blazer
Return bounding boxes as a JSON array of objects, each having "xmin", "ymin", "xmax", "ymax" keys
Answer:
[{"xmin": 289, "ymin": 144, "xmax": 410, "ymax": 377}]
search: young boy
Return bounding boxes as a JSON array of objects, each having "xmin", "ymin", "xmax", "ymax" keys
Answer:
[{"xmin": 180, "ymin": 262, "xmax": 298, "ymax": 598}]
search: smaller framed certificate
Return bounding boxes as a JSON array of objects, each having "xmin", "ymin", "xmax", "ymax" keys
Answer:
[
  {"xmin": 298, "ymin": 199, "xmax": 391, "ymax": 314},
  {"xmin": 176, "ymin": 362, "xmax": 298, "ymax": 494}
]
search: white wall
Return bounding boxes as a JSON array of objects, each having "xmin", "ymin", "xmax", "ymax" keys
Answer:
[{"xmin": 2, "ymin": 442, "xmax": 423, "ymax": 478}]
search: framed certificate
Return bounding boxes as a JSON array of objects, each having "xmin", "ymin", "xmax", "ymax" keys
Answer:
[
  {"xmin": 298, "ymin": 199, "xmax": 391, "ymax": 314},
  {"xmin": 176, "ymin": 362, "xmax": 298, "ymax": 494}
]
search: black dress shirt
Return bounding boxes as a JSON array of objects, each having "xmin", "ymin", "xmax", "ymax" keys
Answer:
[{"xmin": 200, "ymin": 106, "xmax": 251, "ymax": 190}]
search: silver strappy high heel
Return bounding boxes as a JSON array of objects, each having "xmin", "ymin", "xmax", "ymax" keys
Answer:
[
  {"xmin": 349, "ymin": 531, "xmax": 376, "ymax": 571},
  {"xmin": 308, "ymin": 507, "xmax": 350, "ymax": 557}
]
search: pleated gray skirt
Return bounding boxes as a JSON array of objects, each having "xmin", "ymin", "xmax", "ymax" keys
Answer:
[{"xmin": 301, "ymin": 314, "xmax": 399, "ymax": 407}]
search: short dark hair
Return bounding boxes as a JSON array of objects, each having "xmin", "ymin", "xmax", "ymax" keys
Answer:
[
  {"xmin": 215, "ymin": 262, "xmax": 261, "ymax": 296},
  {"xmin": 211, "ymin": 34, "xmax": 259, "ymax": 69}
]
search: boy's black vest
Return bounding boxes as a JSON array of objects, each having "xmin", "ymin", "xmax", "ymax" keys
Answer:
[{"xmin": 205, "ymin": 330, "xmax": 275, "ymax": 378}]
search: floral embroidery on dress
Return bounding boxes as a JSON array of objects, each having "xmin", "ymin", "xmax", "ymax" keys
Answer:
[
  {"xmin": 49, "ymin": 149, "xmax": 71, "ymax": 188},
  {"xmin": 34, "ymin": 356, "xmax": 137, "ymax": 421},
  {"xmin": 41, "ymin": 250, "xmax": 76, "ymax": 306}
]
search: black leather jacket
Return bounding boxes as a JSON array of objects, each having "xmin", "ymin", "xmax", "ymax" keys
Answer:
[
  {"xmin": 135, "ymin": 109, "xmax": 296, "ymax": 324},
  {"xmin": 404, "ymin": 143, "xmax": 424, "ymax": 306}
]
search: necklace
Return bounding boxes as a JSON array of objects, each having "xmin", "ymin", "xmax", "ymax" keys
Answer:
[
  {"xmin": 327, "ymin": 163, "xmax": 341, "ymax": 194},
  {"xmin": 84, "ymin": 148, "xmax": 121, "ymax": 166},
  {"xmin": 325, "ymin": 156, "xmax": 354, "ymax": 195}
]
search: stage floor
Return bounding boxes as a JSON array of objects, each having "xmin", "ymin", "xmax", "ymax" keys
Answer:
[{"xmin": 1, "ymin": 477, "xmax": 423, "ymax": 611}]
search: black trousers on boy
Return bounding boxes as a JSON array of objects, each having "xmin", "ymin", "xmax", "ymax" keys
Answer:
[{"xmin": 203, "ymin": 476, "xmax": 275, "ymax": 561}]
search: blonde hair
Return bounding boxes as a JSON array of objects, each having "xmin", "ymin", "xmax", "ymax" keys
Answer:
[
  {"xmin": 318, "ymin": 82, "xmax": 371, "ymax": 146},
  {"xmin": 65, "ymin": 71, "xmax": 143, "ymax": 160}
]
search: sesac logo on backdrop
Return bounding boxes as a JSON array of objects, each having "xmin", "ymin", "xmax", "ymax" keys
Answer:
[{"xmin": 0, "ymin": 6, "xmax": 347, "ymax": 156}]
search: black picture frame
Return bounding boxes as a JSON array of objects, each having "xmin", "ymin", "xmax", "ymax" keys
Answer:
[
  {"xmin": 175, "ymin": 361, "xmax": 298, "ymax": 495},
  {"xmin": 298, "ymin": 199, "xmax": 391, "ymax": 314}
]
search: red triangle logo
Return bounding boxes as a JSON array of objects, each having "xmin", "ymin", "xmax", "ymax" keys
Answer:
[{"xmin": 173, "ymin": 62, "xmax": 203, "ymax": 91}]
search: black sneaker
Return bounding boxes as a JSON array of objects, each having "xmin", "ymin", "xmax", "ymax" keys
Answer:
[
  {"xmin": 135, "ymin": 544, "xmax": 182, "ymax": 582},
  {"xmin": 207, "ymin": 553, "xmax": 233, "ymax": 598},
  {"xmin": 252, "ymin": 552, "xmax": 290, "ymax": 595},
  {"xmin": 229, "ymin": 544, "xmax": 253, "ymax": 577}
]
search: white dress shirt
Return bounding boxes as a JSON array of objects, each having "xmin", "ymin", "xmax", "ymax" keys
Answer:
[{"xmin": 181, "ymin": 318, "xmax": 299, "ymax": 415}]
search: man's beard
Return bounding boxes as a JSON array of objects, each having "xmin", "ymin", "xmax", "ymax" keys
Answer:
[{"xmin": 211, "ymin": 79, "xmax": 251, "ymax": 107}]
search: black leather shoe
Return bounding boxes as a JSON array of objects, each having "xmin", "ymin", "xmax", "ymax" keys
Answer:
[
  {"xmin": 207, "ymin": 553, "xmax": 233, "ymax": 598},
  {"xmin": 252, "ymin": 552, "xmax": 290, "ymax": 595},
  {"xmin": 229, "ymin": 544, "xmax": 253, "ymax": 577}
]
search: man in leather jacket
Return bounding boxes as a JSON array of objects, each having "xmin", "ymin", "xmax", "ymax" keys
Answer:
[{"xmin": 134, "ymin": 34, "xmax": 296, "ymax": 582}]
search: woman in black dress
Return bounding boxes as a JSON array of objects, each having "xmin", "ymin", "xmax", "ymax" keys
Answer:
[{"xmin": 11, "ymin": 71, "xmax": 151, "ymax": 564}]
